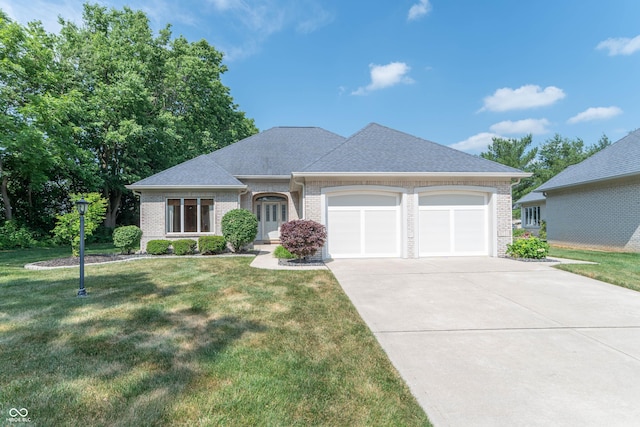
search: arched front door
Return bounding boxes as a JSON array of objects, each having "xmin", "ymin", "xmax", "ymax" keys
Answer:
[{"xmin": 255, "ymin": 195, "xmax": 288, "ymax": 241}]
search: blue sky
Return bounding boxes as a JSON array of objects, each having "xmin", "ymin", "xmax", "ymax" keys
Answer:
[{"xmin": 4, "ymin": 0, "xmax": 639, "ymax": 153}]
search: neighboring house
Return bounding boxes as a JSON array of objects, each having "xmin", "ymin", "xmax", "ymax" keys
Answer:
[
  {"xmin": 515, "ymin": 191, "xmax": 546, "ymax": 234},
  {"xmin": 535, "ymin": 129, "xmax": 640, "ymax": 252},
  {"xmin": 127, "ymin": 123, "xmax": 529, "ymax": 259}
]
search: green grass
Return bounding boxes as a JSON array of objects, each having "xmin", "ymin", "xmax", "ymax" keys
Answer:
[
  {"xmin": 0, "ymin": 246, "xmax": 430, "ymax": 426},
  {"xmin": 549, "ymin": 246, "xmax": 640, "ymax": 292}
]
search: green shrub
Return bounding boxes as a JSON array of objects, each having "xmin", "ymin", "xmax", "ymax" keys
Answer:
[
  {"xmin": 273, "ymin": 245, "xmax": 295, "ymax": 259},
  {"xmin": 221, "ymin": 209, "xmax": 258, "ymax": 252},
  {"xmin": 0, "ymin": 220, "xmax": 37, "ymax": 249},
  {"xmin": 172, "ymin": 239, "xmax": 197, "ymax": 256},
  {"xmin": 146, "ymin": 239, "xmax": 171, "ymax": 255},
  {"xmin": 507, "ymin": 235, "xmax": 550, "ymax": 259},
  {"xmin": 198, "ymin": 235, "xmax": 227, "ymax": 255},
  {"xmin": 52, "ymin": 192, "xmax": 108, "ymax": 256},
  {"xmin": 112, "ymin": 225, "xmax": 142, "ymax": 254}
]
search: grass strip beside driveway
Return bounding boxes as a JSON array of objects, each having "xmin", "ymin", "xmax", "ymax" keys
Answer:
[
  {"xmin": 0, "ymin": 249, "xmax": 430, "ymax": 426},
  {"xmin": 550, "ymin": 247, "xmax": 640, "ymax": 292}
]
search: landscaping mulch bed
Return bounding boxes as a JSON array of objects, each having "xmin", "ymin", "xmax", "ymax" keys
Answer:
[
  {"xmin": 278, "ymin": 258, "xmax": 325, "ymax": 267},
  {"xmin": 26, "ymin": 251, "xmax": 260, "ymax": 269},
  {"xmin": 29, "ymin": 254, "xmax": 146, "ymax": 268}
]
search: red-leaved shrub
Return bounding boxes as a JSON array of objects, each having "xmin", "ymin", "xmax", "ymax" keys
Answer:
[{"xmin": 279, "ymin": 220, "xmax": 327, "ymax": 259}]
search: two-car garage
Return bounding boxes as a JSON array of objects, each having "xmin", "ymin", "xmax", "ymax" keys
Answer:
[{"xmin": 325, "ymin": 187, "xmax": 493, "ymax": 259}]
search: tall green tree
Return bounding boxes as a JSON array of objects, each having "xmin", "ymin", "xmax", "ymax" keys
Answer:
[
  {"xmin": 480, "ymin": 134, "xmax": 538, "ymax": 202},
  {"xmin": 0, "ymin": 12, "xmax": 95, "ymax": 230},
  {"xmin": 57, "ymin": 4, "xmax": 257, "ymax": 228},
  {"xmin": 532, "ymin": 134, "xmax": 611, "ymax": 186}
]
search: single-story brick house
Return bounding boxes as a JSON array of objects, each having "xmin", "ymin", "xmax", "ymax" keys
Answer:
[
  {"xmin": 127, "ymin": 123, "xmax": 529, "ymax": 259},
  {"xmin": 515, "ymin": 191, "xmax": 546, "ymax": 234},
  {"xmin": 534, "ymin": 129, "xmax": 640, "ymax": 252}
]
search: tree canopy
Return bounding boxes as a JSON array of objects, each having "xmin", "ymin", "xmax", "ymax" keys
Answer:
[
  {"xmin": 480, "ymin": 133, "xmax": 612, "ymax": 206},
  {"xmin": 0, "ymin": 4, "xmax": 257, "ymax": 233}
]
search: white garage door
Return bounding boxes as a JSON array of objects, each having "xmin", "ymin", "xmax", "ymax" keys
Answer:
[
  {"xmin": 419, "ymin": 193, "xmax": 488, "ymax": 256},
  {"xmin": 327, "ymin": 193, "xmax": 401, "ymax": 258}
]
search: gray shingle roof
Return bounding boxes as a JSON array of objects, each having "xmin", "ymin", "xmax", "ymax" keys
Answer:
[
  {"xmin": 537, "ymin": 129, "xmax": 640, "ymax": 192},
  {"xmin": 301, "ymin": 123, "xmax": 526, "ymax": 174},
  {"xmin": 128, "ymin": 154, "xmax": 244, "ymax": 188},
  {"xmin": 208, "ymin": 126, "xmax": 346, "ymax": 176},
  {"xmin": 515, "ymin": 191, "xmax": 546, "ymax": 205}
]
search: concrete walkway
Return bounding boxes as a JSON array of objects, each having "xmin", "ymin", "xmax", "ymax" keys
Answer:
[
  {"xmin": 327, "ymin": 257, "xmax": 640, "ymax": 427},
  {"xmin": 250, "ymin": 245, "xmax": 328, "ymax": 270}
]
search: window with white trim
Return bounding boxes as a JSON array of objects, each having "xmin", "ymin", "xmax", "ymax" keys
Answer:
[
  {"xmin": 166, "ymin": 198, "xmax": 214, "ymax": 233},
  {"xmin": 523, "ymin": 206, "xmax": 541, "ymax": 227}
]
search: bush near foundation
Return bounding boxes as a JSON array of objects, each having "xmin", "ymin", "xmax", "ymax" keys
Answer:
[
  {"xmin": 172, "ymin": 239, "xmax": 197, "ymax": 255},
  {"xmin": 221, "ymin": 209, "xmax": 258, "ymax": 252},
  {"xmin": 112, "ymin": 225, "xmax": 142, "ymax": 254},
  {"xmin": 279, "ymin": 220, "xmax": 326, "ymax": 259},
  {"xmin": 198, "ymin": 235, "xmax": 227, "ymax": 255},
  {"xmin": 507, "ymin": 235, "xmax": 550, "ymax": 259},
  {"xmin": 146, "ymin": 240, "xmax": 171, "ymax": 255}
]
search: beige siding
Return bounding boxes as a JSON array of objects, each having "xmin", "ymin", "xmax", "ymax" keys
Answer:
[{"xmin": 547, "ymin": 176, "xmax": 640, "ymax": 252}]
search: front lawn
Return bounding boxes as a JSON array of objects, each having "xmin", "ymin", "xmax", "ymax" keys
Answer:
[
  {"xmin": 0, "ymin": 247, "xmax": 430, "ymax": 426},
  {"xmin": 550, "ymin": 247, "xmax": 640, "ymax": 292}
]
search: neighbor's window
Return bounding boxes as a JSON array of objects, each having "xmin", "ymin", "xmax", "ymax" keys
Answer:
[
  {"xmin": 167, "ymin": 198, "xmax": 214, "ymax": 233},
  {"xmin": 524, "ymin": 206, "xmax": 541, "ymax": 227}
]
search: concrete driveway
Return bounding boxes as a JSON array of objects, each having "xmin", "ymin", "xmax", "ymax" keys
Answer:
[{"xmin": 327, "ymin": 257, "xmax": 640, "ymax": 427}]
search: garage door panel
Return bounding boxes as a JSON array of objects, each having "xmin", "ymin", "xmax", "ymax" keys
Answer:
[
  {"xmin": 328, "ymin": 210, "xmax": 361, "ymax": 256},
  {"xmin": 454, "ymin": 210, "xmax": 486, "ymax": 253},
  {"xmin": 419, "ymin": 210, "xmax": 451, "ymax": 254},
  {"xmin": 419, "ymin": 192, "xmax": 489, "ymax": 257},
  {"xmin": 327, "ymin": 193, "xmax": 400, "ymax": 258},
  {"xmin": 364, "ymin": 210, "xmax": 398, "ymax": 254}
]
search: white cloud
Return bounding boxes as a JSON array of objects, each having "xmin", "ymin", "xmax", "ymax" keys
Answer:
[
  {"xmin": 567, "ymin": 106, "xmax": 623, "ymax": 124},
  {"xmin": 450, "ymin": 132, "xmax": 501, "ymax": 152},
  {"xmin": 351, "ymin": 62, "xmax": 414, "ymax": 95},
  {"xmin": 596, "ymin": 35, "xmax": 640, "ymax": 56},
  {"xmin": 407, "ymin": 0, "xmax": 432, "ymax": 21},
  {"xmin": 489, "ymin": 118, "xmax": 550, "ymax": 135},
  {"xmin": 480, "ymin": 84, "xmax": 566, "ymax": 112}
]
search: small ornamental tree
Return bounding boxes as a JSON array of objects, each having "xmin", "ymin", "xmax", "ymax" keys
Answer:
[
  {"xmin": 112, "ymin": 225, "xmax": 142, "ymax": 254},
  {"xmin": 221, "ymin": 209, "xmax": 258, "ymax": 252},
  {"xmin": 279, "ymin": 220, "xmax": 327, "ymax": 260},
  {"xmin": 53, "ymin": 193, "xmax": 108, "ymax": 256}
]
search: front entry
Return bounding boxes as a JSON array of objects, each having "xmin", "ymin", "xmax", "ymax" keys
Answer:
[{"xmin": 255, "ymin": 195, "xmax": 288, "ymax": 241}]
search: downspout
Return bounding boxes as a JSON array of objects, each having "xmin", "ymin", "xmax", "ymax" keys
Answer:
[
  {"xmin": 292, "ymin": 178, "xmax": 305, "ymax": 218},
  {"xmin": 238, "ymin": 187, "xmax": 250, "ymax": 208}
]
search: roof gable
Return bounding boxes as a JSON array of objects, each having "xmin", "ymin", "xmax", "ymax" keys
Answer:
[
  {"xmin": 209, "ymin": 126, "xmax": 346, "ymax": 176},
  {"xmin": 537, "ymin": 129, "xmax": 640, "ymax": 191},
  {"xmin": 302, "ymin": 123, "xmax": 524, "ymax": 174}
]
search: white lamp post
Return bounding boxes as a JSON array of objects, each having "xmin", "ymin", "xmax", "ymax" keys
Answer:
[{"xmin": 75, "ymin": 198, "xmax": 89, "ymax": 297}]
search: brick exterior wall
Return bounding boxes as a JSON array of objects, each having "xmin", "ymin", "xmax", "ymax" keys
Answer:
[
  {"xmin": 137, "ymin": 177, "xmax": 515, "ymax": 257},
  {"xmin": 303, "ymin": 177, "xmax": 513, "ymax": 258},
  {"xmin": 138, "ymin": 190, "xmax": 238, "ymax": 251},
  {"xmin": 546, "ymin": 176, "xmax": 640, "ymax": 252}
]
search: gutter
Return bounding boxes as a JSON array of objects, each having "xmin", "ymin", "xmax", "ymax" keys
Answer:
[{"xmin": 291, "ymin": 171, "xmax": 532, "ymax": 179}]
